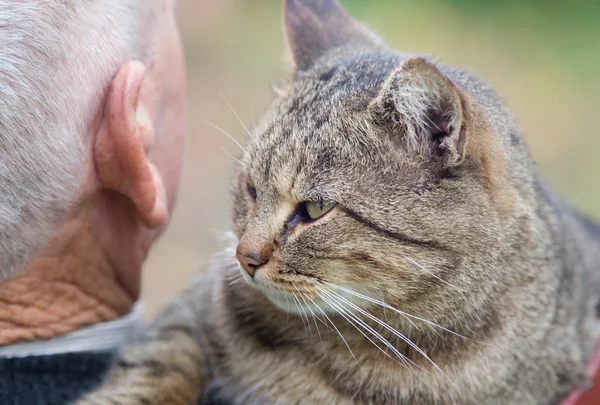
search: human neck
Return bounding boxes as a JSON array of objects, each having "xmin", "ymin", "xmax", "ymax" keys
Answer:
[{"xmin": 0, "ymin": 197, "xmax": 143, "ymax": 346}]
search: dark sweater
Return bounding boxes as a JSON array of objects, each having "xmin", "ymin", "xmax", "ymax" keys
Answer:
[{"xmin": 0, "ymin": 351, "xmax": 115, "ymax": 405}]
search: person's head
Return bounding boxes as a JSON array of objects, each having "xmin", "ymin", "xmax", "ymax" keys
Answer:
[{"xmin": 0, "ymin": 0, "xmax": 186, "ymax": 284}]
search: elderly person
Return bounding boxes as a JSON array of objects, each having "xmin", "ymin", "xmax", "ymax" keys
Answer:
[{"xmin": 0, "ymin": 1, "xmax": 186, "ymax": 404}]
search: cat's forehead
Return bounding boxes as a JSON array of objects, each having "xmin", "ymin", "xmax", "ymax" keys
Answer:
[
  {"xmin": 250, "ymin": 52, "xmax": 402, "ymax": 151},
  {"xmin": 245, "ymin": 52, "xmax": 422, "ymax": 193},
  {"xmin": 247, "ymin": 113, "xmax": 360, "ymax": 195},
  {"xmin": 289, "ymin": 52, "xmax": 401, "ymax": 114}
]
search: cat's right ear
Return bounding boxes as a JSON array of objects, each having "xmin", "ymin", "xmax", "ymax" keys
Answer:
[
  {"xmin": 372, "ymin": 57, "xmax": 468, "ymax": 168},
  {"xmin": 284, "ymin": 0, "xmax": 382, "ymax": 72}
]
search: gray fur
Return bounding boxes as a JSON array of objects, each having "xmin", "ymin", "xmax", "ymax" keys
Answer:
[{"xmin": 75, "ymin": 1, "xmax": 600, "ymax": 404}]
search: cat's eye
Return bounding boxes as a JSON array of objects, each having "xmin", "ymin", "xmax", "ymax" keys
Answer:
[
  {"xmin": 305, "ymin": 199, "xmax": 337, "ymax": 220},
  {"xmin": 247, "ymin": 183, "xmax": 257, "ymax": 200}
]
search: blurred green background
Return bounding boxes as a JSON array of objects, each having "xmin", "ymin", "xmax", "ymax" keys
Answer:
[{"xmin": 142, "ymin": 0, "xmax": 600, "ymax": 315}]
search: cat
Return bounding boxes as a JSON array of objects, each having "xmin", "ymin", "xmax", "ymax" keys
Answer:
[{"xmin": 74, "ymin": 0, "xmax": 600, "ymax": 404}]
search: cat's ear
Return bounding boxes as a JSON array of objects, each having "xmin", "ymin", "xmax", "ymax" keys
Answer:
[
  {"xmin": 373, "ymin": 57, "xmax": 467, "ymax": 167},
  {"xmin": 284, "ymin": 0, "xmax": 382, "ymax": 71}
]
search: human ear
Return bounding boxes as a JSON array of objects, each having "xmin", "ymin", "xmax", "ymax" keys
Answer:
[{"xmin": 93, "ymin": 61, "xmax": 168, "ymax": 228}]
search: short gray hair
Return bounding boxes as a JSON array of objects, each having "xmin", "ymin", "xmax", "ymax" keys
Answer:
[{"xmin": 0, "ymin": 0, "xmax": 160, "ymax": 278}]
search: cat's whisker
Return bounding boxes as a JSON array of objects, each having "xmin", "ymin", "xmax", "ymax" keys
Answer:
[
  {"xmin": 302, "ymin": 294, "xmax": 335, "ymax": 333},
  {"xmin": 222, "ymin": 266, "xmax": 240, "ymax": 275},
  {"xmin": 318, "ymin": 286, "xmax": 424, "ymax": 373},
  {"xmin": 290, "ymin": 291, "xmax": 310, "ymax": 338},
  {"xmin": 227, "ymin": 276, "xmax": 243, "ymax": 286},
  {"xmin": 319, "ymin": 291, "xmax": 411, "ymax": 369},
  {"xmin": 320, "ymin": 286, "xmax": 459, "ymax": 386},
  {"xmin": 203, "ymin": 120, "xmax": 247, "ymax": 153},
  {"xmin": 324, "ymin": 282, "xmax": 479, "ymax": 344},
  {"xmin": 214, "ymin": 267, "xmax": 241, "ymax": 278},
  {"xmin": 223, "ymin": 272, "xmax": 242, "ymax": 282},
  {"xmin": 218, "ymin": 91, "xmax": 252, "ymax": 139},
  {"xmin": 403, "ymin": 256, "xmax": 458, "ymax": 289},
  {"xmin": 312, "ymin": 297, "xmax": 361, "ymax": 369},
  {"xmin": 327, "ymin": 281, "xmax": 422, "ymax": 330},
  {"xmin": 271, "ymin": 82, "xmax": 286, "ymax": 97},
  {"xmin": 381, "ymin": 293, "xmax": 390, "ymax": 324},
  {"xmin": 290, "ymin": 294, "xmax": 305, "ymax": 329},
  {"xmin": 292, "ymin": 285, "xmax": 313, "ymax": 340},
  {"xmin": 226, "ymin": 275, "xmax": 241, "ymax": 283},
  {"xmin": 285, "ymin": 293, "xmax": 291, "ymax": 326},
  {"xmin": 294, "ymin": 300, "xmax": 309, "ymax": 338},
  {"xmin": 326, "ymin": 290, "xmax": 436, "ymax": 370},
  {"xmin": 212, "ymin": 258, "xmax": 239, "ymax": 266},
  {"xmin": 299, "ymin": 292, "xmax": 327, "ymax": 357},
  {"xmin": 222, "ymin": 268, "xmax": 239, "ymax": 278},
  {"xmin": 219, "ymin": 146, "xmax": 243, "ymax": 166}
]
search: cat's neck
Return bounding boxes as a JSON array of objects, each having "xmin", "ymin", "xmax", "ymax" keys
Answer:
[{"xmin": 221, "ymin": 276, "xmax": 491, "ymax": 396}]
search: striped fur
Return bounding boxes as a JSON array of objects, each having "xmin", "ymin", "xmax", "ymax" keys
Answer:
[{"xmin": 74, "ymin": 1, "xmax": 600, "ymax": 404}]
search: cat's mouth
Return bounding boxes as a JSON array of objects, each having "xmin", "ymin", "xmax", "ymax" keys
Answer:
[
  {"xmin": 235, "ymin": 259, "xmax": 326, "ymax": 313},
  {"xmin": 236, "ymin": 261, "xmax": 368, "ymax": 317}
]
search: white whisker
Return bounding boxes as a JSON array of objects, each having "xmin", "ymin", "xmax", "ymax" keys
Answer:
[
  {"xmin": 292, "ymin": 286, "xmax": 313, "ymax": 340},
  {"xmin": 302, "ymin": 294, "xmax": 335, "ymax": 333},
  {"xmin": 218, "ymin": 91, "xmax": 252, "ymax": 138},
  {"xmin": 320, "ymin": 285, "xmax": 461, "ymax": 386},
  {"xmin": 319, "ymin": 286, "xmax": 428, "ymax": 373},
  {"xmin": 203, "ymin": 120, "xmax": 247, "ymax": 153},
  {"xmin": 313, "ymin": 298, "xmax": 361, "ymax": 368},
  {"xmin": 324, "ymin": 282, "xmax": 477, "ymax": 343},
  {"xmin": 285, "ymin": 293, "xmax": 291, "ymax": 325},
  {"xmin": 404, "ymin": 256, "xmax": 457, "ymax": 289},
  {"xmin": 300, "ymin": 292, "xmax": 327, "ymax": 356},
  {"xmin": 318, "ymin": 290, "xmax": 415, "ymax": 371},
  {"xmin": 290, "ymin": 291, "xmax": 310, "ymax": 338},
  {"xmin": 227, "ymin": 277, "xmax": 243, "ymax": 286},
  {"xmin": 219, "ymin": 146, "xmax": 243, "ymax": 165},
  {"xmin": 223, "ymin": 272, "xmax": 242, "ymax": 281}
]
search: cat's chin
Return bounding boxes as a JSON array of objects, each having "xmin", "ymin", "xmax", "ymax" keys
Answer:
[
  {"xmin": 263, "ymin": 291, "xmax": 301, "ymax": 314},
  {"xmin": 259, "ymin": 287, "xmax": 334, "ymax": 316}
]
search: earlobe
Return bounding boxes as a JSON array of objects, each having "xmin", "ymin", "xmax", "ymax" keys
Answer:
[{"xmin": 93, "ymin": 61, "xmax": 168, "ymax": 229}]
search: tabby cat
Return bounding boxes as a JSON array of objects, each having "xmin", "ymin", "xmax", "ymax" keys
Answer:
[{"xmin": 75, "ymin": 0, "xmax": 600, "ymax": 404}]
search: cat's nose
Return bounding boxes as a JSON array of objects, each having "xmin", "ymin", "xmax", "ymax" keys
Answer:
[{"xmin": 236, "ymin": 247, "xmax": 269, "ymax": 278}]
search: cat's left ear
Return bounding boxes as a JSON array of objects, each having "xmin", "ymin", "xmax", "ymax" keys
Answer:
[
  {"xmin": 373, "ymin": 57, "xmax": 467, "ymax": 168},
  {"xmin": 284, "ymin": 0, "xmax": 382, "ymax": 72}
]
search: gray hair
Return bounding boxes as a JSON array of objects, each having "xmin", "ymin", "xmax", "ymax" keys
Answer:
[{"xmin": 0, "ymin": 0, "xmax": 161, "ymax": 279}]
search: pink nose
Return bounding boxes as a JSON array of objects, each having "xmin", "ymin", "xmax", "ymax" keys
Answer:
[{"xmin": 236, "ymin": 249, "xmax": 268, "ymax": 278}]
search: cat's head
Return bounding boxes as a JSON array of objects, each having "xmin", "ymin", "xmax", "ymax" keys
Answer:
[{"xmin": 232, "ymin": 0, "xmax": 521, "ymax": 322}]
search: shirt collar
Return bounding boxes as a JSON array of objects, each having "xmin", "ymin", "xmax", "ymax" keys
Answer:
[{"xmin": 0, "ymin": 303, "xmax": 143, "ymax": 358}]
